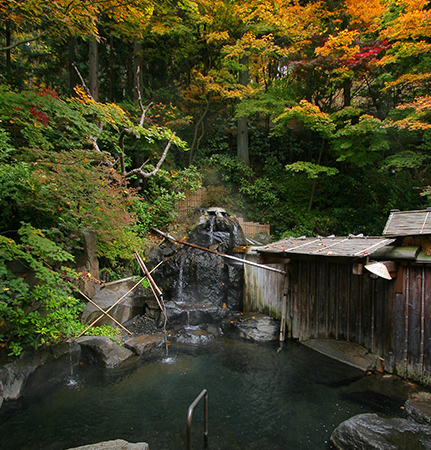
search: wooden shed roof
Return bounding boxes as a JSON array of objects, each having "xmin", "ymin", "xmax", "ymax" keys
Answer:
[
  {"xmin": 383, "ymin": 209, "xmax": 431, "ymax": 237},
  {"xmin": 257, "ymin": 236, "xmax": 395, "ymax": 260}
]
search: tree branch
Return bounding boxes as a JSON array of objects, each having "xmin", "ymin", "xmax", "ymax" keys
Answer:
[
  {"xmin": 123, "ymin": 135, "xmax": 175, "ymax": 179},
  {"xmin": 135, "ymin": 65, "xmax": 153, "ymax": 127},
  {"xmin": 73, "ymin": 62, "xmax": 103, "ymax": 151},
  {"xmin": 74, "ymin": 62, "xmax": 173, "ymax": 179},
  {"xmin": 73, "ymin": 62, "xmax": 92, "ymax": 97},
  {"xmin": 0, "ymin": 32, "xmax": 45, "ymax": 52}
]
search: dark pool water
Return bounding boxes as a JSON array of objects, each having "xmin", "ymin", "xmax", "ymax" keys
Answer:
[{"xmin": 0, "ymin": 337, "xmax": 410, "ymax": 450}]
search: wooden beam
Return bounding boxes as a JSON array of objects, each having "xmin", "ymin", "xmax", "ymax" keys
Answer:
[{"xmin": 152, "ymin": 228, "xmax": 286, "ymax": 275}]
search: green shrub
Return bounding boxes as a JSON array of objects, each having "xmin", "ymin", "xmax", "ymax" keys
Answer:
[{"xmin": 0, "ymin": 224, "xmax": 85, "ymax": 356}]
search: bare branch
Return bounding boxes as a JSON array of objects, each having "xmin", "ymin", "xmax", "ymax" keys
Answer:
[
  {"xmin": 124, "ymin": 135, "xmax": 175, "ymax": 179},
  {"xmin": 90, "ymin": 122, "xmax": 103, "ymax": 152},
  {"xmin": 73, "ymin": 63, "xmax": 92, "ymax": 97},
  {"xmin": 73, "ymin": 61, "xmax": 172, "ymax": 178},
  {"xmin": 135, "ymin": 65, "xmax": 153, "ymax": 127},
  {"xmin": 73, "ymin": 62, "xmax": 103, "ymax": 151}
]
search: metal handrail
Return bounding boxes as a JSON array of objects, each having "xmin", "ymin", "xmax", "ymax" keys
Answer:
[{"xmin": 186, "ymin": 389, "xmax": 208, "ymax": 450}]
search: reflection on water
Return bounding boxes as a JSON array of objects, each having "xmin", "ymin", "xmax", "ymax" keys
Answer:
[{"xmin": 0, "ymin": 338, "xmax": 409, "ymax": 450}]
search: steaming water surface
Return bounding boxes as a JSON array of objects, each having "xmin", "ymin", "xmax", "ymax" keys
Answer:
[{"xmin": 0, "ymin": 337, "xmax": 409, "ymax": 450}]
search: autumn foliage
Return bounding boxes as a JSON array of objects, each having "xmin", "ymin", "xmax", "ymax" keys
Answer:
[{"xmin": 1, "ymin": 0, "xmax": 431, "ymax": 353}]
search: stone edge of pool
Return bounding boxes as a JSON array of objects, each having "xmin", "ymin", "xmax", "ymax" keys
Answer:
[
  {"xmin": 301, "ymin": 338, "xmax": 383, "ymax": 372},
  {"xmin": 66, "ymin": 439, "xmax": 149, "ymax": 450}
]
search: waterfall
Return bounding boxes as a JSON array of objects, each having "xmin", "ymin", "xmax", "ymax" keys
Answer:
[
  {"xmin": 176, "ymin": 256, "xmax": 185, "ymax": 303},
  {"xmin": 153, "ymin": 207, "xmax": 246, "ymax": 339},
  {"xmin": 66, "ymin": 302, "xmax": 78, "ymax": 386},
  {"xmin": 208, "ymin": 214, "xmax": 215, "ymax": 245}
]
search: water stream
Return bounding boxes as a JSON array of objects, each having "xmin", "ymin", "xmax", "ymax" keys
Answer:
[{"xmin": 0, "ymin": 337, "xmax": 409, "ymax": 450}]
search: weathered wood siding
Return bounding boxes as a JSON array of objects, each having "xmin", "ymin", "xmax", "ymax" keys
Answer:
[
  {"xmin": 243, "ymin": 253, "xmax": 286, "ymax": 317},
  {"xmin": 244, "ymin": 254, "xmax": 431, "ymax": 384}
]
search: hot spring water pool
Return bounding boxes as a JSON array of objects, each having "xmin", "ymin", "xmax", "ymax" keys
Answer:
[{"xmin": 0, "ymin": 337, "xmax": 410, "ymax": 450}]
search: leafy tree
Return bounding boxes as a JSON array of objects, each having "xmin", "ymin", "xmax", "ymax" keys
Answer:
[{"xmin": 0, "ymin": 224, "xmax": 83, "ymax": 356}]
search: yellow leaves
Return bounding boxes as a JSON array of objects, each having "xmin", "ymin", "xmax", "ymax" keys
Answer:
[
  {"xmin": 275, "ymin": 100, "xmax": 335, "ymax": 138},
  {"xmin": 397, "ymin": 95, "xmax": 431, "ymax": 113},
  {"xmin": 315, "ymin": 29, "xmax": 360, "ymax": 60},
  {"xmin": 344, "ymin": 0, "xmax": 385, "ymax": 31},
  {"xmin": 378, "ymin": 41, "xmax": 431, "ymax": 67},
  {"xmin": 381, "ymin": 1, "xmax": 431, "ymax": 41},
  {"xmin": 386, "ymin": 95, "xmax": 431, "ymax": 131},
  {"xmin": 206, "ymin": 31, "xmax": 230, "ymax": 44},
  {"xmin": 383, "ymin": 72, "xmax": 431, "ymax": 90},
  {"xmin": 234, "ymin": 0, "xmax": 326, "ymax": 41}
]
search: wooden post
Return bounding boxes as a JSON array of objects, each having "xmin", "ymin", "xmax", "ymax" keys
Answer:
[
  {"xmin": 279, "ymin": 293, "xmax": 287, "ymax": 342},
  {"xmin": 420, "ymin": 266, "xmax": 425, "ymax": 382},
  {"xmin": 404, "ymin": 266, "xmax": 410, "ymax": 378}
]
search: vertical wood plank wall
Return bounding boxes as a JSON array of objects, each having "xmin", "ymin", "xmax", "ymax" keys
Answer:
[
  {"xmin": 244, "ymin": 255, "xmax": 431, "ymax": 384},
  {"xmin": 243, "ymin": 258, "xmax": 286, "ymax": 317}
]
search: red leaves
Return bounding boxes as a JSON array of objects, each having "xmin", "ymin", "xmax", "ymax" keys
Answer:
[
  {"xmin": 29, "ymin": 105, "xmax": 50, "ymax": 126},
  {"xmin": 345, "ymin": 39, "xmax": 391, "ymax": 68}
]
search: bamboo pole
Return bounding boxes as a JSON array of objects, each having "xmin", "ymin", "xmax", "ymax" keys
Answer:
[
  {"xmin": 78, "ymin": 290, "xmax": 132, "ymax": 335},
  {"xmin": 152, "ymin": 228, "xmax": 286, "ymax": 275},
  {"xmin": 134, "ymin": 252, "xmax": 167, "ymax": 320},
  {"xmin": 77, "ymin": 262, "xmax": 164, "ymax": 338},
  {"xmin": 77, "ymin": 276, "xmax": 147, "ymax": 338},
  {"xmin": 100, "ymin": 276, "xmax": 139, "ymax": 289},
  {"xmin": 135, "ymin": 252, "xmax": 162, "ymax": 296}
]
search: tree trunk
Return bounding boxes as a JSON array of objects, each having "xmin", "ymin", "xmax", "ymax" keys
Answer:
[
  {"xmin": 237, "ymin": 55, "xmax": 249, "ymax": 165},
  {"xmin": 6, "ymin": 20, "xmax": 11, "ymax": 84},
  {"xmin": 108, "ymin": 36, "xmax": 114, "ymax": 101},
  {"xmin": 343, "ymin": 79, "xmax": 352, "ymax": 107},
  {"xmin": 308, "ymin": 140, "xmax": 325, "ymax": 213},
  {"xmin": 237, "ymin": 116, "xmax": 249, "ymax": 165},
  {"xmin": 89, "ymin": 38, "xmax": 99, "ymax": 101},
  {"xmin": 133, "ymin": 39, "xmax": 143, "ymax": 100}
]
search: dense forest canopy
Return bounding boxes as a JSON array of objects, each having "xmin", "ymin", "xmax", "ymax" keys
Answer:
[{"xmin": 1, "ymin": 0, "xmax": 431, "ymax": 354}]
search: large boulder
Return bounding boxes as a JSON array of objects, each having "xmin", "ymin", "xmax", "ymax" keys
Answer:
[
  {"xmin": 123, "ymin": 333, "xmax": 166, "ymax": 355},
  {"xmin": 329, "ymin": 413, "xmax": 431, "ymax": 450},
  {"xmin": 164, "ymin": 300, "xmax": 230, "ymax": 326},
  {"xmin": 66, "ymin": 439, "xmax": 149, "ymax": 450},
  {"xmin": 81, "ymin": 281, "xmax": 151, "ymax": 327},
  {"xmin": 76, "ymin": 336, "xmax": 133, "ymax": 368},
  {"xmin": 404, "ymin": 391, "xmax": 431, "ymax": 425},
  {"xmin": 0, "ymin": 341, "xmax": 80, "ymax": 409},
  {"xmin": 227, "ymin": 313, "xmax": 280, "ymax": 341},
  {"xmin": 187, "ymin": 207, "xmax": 246, "ymax": 252}
]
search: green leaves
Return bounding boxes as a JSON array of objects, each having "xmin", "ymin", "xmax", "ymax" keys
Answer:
[
  {"xmin": 285, "ymin": 161, "xmax": 338, "ymax": 179},
  {"xmin": 0, "ymin": 224, "xmax": 84, "ymax": 356},
  {"xmin": 273, "ymin": 101, "xmax": 336, "ymax": 140},
  {"xmin": 332, "ymin": 115, "xmax": 389, "ymax": 167}
]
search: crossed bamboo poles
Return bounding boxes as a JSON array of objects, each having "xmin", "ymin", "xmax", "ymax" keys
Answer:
[{"xmin": 77, "ymin": 254, "xmax": 166, "ymax": 338}]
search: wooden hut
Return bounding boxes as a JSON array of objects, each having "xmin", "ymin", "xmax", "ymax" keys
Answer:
[{"xmin": 245, "ymin": 209, "xmax": 431, "ymax": 384}]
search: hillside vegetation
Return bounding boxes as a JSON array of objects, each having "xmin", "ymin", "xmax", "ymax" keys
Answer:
[{"xmin": 1, "ymin": 0, "xmax": 430, "ymax": 354}]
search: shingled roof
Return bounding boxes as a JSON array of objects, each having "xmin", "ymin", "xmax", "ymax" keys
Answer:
[
  {"xmin": 257, "ymin": 235, "xmax": 395, "ymax": 260},
  {"xmin": 383, "ymin": 209, "xmax": 431, "ymax": 237}
]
